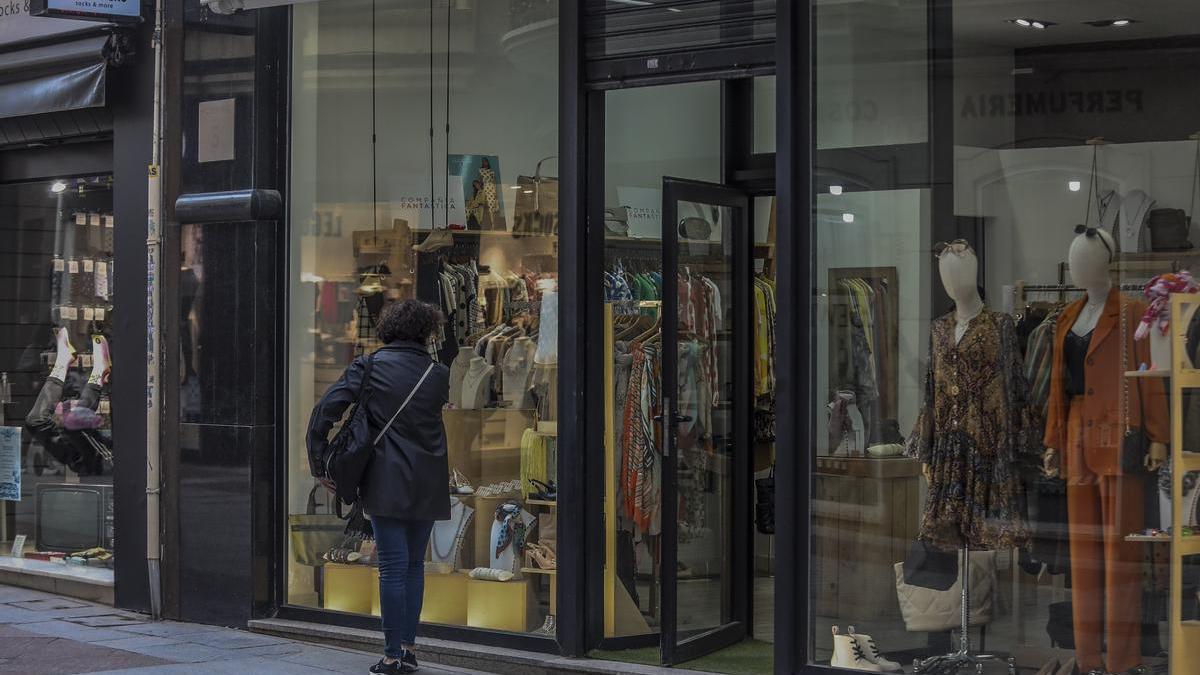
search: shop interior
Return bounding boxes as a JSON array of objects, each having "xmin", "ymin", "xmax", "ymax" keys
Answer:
[{"xmin": 0, "ymin": 175, "xmax": 117, "ymax": 589}]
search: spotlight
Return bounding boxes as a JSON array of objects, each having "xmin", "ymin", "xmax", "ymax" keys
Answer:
[
  {"xmin": 1014, "ymin": 19, "xmax": 1031, "ymax": 27},
  {"xmin": 1031, "ymin": 21, "xmax": 1046, "ymax": 30},
  {"xmin": 1111, "ymin": 19, "xmax": 1131, "ymax": 26},
  {"xmin": 1068, "ymin": 180, "xmax": 1082, "ymax": 192},
  {"xmin": 829, "ymin": 185, "xmax": 843, "ymax": 196},
  {"xmin": 842, "ymin": 213, "xmax": 855, "ymax": 224},
  {"xmin": 50, "ymin": 181, "xmax": 67, "ymax": 194}
]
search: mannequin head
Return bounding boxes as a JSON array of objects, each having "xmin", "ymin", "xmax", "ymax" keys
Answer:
[
  {"xmin": 1068, "ymin": 227, "xmax": 1115, "ymax": 290},
  {"xmin": 937, "ymin": 242, "xmax": 982, "ymax": 307}
]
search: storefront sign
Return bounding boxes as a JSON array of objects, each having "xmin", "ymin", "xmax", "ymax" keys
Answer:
[
  {"xmin": 0, "ymin": 426, "xmax": 20, "ymax": 502},
  {"xmin": 0, "ymin": 1, "xmax": 96, "ymax": 45},
  {"xmin": 960, "ymin": 89, "xmax": 1145, "ymax": 119},
  {"xmin": 31, "ymin": 0, "xmax": 140, "ymax": 23}
]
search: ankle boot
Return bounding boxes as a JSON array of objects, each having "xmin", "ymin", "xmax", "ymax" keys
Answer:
[
  {"xmin": 830, "ymin": 626, "xmax": 885, "ymax": 671},
  {"xmin": 847, "ymin": 626, "xmax": 902, "ymax": 671}
]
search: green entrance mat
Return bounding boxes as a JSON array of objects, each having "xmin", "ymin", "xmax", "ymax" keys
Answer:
[{"xmin": 590, "ymin": 640, "xmax": 773, "ymax": 675}]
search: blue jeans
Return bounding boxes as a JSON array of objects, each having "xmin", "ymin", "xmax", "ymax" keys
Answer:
[{"xmin": 372, "ymin": 516, "xmax": 433, "ymax": 657}]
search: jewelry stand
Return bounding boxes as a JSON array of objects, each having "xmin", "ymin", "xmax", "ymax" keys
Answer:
[{"xmin": 913, "ymin": 548, "xmax": 1016, "ymax": 675}]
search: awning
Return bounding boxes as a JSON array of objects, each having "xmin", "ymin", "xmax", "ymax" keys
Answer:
[{"xmin": 0, "ymin": 34, "xmax": 111, "ymax": 120}]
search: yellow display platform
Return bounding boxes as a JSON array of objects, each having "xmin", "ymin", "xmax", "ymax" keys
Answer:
[
  {"xmin": 420, "ymin": 572, "xmax": 469, "ymax": 625},
  {"xmin": 322, "ymin": 563, "xmax": 374, "ymax": 615},
  {"xmin": 466, "ymin": 577, "xmax": 535, "ymax": 632}
]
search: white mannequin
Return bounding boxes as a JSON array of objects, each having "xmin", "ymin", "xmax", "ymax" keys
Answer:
[
  {"xmin": 460, "ymin": 357, "xmax": 494, "ymax": 410},
  {"xmin": 429, "ymin": 496, "xmax": 474, "ymax": 568},
  {"xmin": 1043, "ymin": 228, "xmax": 1166, "ymax": 476},
  {"xmin": 939, "ymin": 249, "xmax": 985, "ymax": 344},
  {"xmin": 1068, "ymin": 230, "xmax": 1113, "ymax": 336}
]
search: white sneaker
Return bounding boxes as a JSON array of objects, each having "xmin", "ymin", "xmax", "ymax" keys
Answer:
[
  {"xmin": 413, "ymin": 228, "xmax": 454, "ymax": 252},
  {"xmin": 831, "ymin": 626, "xmax": 885, "ymax": 671},
  {"xmin": 848, "ymin": 625, "xmax": 902, "ymax": 671}
]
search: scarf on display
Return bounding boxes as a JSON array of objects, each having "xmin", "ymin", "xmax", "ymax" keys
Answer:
[{"xmin": 493, "ymin": 501, "xmax": 527, "ymax": 558}]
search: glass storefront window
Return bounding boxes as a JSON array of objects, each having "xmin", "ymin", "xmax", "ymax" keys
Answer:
[
  {"xmin": 287, "ymin": 0, "xmax": 558, "ymax": 636},
  {"xmin": 0, "ymin": 175, "xmax": 115, "ymax": 580},
  {"xmin": 812, "ymin": 2, "xmax": 1200, "ymax": 673}
]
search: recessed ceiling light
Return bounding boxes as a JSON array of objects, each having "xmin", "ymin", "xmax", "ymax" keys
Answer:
[
  {"xmin": 1009, "ymin": 18, "xmax": 1056, "ymax": 29},
  {"xmin": 667, "ymin": 7, "xmax": 683, "ymax": 12},
  {"xmin": 829, "ymin": 185, "xmax": 843, "ymax": 196},
  {"xmin": 1068, "ymin": 180, "xmax": 1082, "ymax": 192},
  {"xmin": 842, "ymin": 213, "xmax": 855, "ymax": 224},
  {"xmin": 1084, "ymin": 18, "xmax": 1137, "ymax": 27}
]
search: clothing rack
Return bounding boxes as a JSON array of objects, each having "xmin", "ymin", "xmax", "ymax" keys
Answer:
[{"xmin": 1015, "ymin": 282, "xmax": 1145, "ymax": 305}]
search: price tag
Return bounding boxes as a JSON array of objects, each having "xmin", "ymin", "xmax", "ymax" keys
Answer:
[
  {"xmin": 83, "ymin": 307, "xmax": 95, "ymax": 321},
  {"xmin": 61, "ymin": 306, "xmax": 78, "ymax": 320},
  {"xmin": 103, "ymin": 215, "xmax": 114, "ymax": 228},
  {"xmin": 68, "ymin": 260, "xmax": 79, "ymax": 274},
  {"xmin": 83, "ymin": 259, "xmax": 94, "ymax": 273},
  {"xmin": 53, "ymin": 258, "xmax": 65, "ymax": 272},
  {"xmin": 95, "ymin": 308, "xmax": 106, "ymax": 321},
  {"xmin": 89, "ymin": 214, "xmax": 101, "ymax": 227},
  {"xmin": 80, "ymin": 354, "xmax": 92, "ymax": 369}
]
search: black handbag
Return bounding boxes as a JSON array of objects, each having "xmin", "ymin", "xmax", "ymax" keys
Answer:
[
  {"xmin": 322, "ymin": 353, "xmax": 377, "ymax": 507},
  {"xmin": 755, "ymin": 466, "xmax": 775, "ymax": 534},
  {"xmin": 902, "ymin": 540, "xmax": 958, "ymax": 591},
  {"xmin": 1121, "ymin": 376, "xmax": 1151, "ymax": 473}
]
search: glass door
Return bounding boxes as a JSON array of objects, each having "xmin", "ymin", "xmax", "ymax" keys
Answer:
[{"xmin": 660, "ymin": 177, "xmax": 750, "ymax": 665}]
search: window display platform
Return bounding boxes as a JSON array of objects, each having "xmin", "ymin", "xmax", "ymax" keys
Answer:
[{"xmin": 0, "ymin": 554, "xmax": 114, "ymax": 605}]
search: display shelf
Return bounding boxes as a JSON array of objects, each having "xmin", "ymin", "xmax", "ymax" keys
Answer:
[
  {"xmin": 520, "ymin": 566, "xmax": 557, "ymax": 576},
  {"xmin": 1181, "ymin": 452, "xmax": 1200, "ymax": 473},
  {"xmin": 526, "ymin": 499, "xmax": 557, "ymax": 508},
  {"xmin": 1125, "ymin": 534, "xmax": 1171, "ymax": 543},
  {"xmin": 1125, "ymin": 370, "xmax": 1171, "ymax": 378},
  {"xmin": 1168, "ymin": 294, "xmax": 1200, "ymax": 674}
]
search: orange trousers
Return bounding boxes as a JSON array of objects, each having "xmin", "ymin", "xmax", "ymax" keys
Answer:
[{"xmin": 1066, "ymin": 474, "xmax": 1144, "ymax": 672}]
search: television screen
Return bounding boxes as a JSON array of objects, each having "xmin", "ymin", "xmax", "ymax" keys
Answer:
[{"xmin": 37, "ymin": 487, "xmax": 103, "ymax": 552}]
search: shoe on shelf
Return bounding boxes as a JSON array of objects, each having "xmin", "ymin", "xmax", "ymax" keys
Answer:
[
  {"xmin": 529, "ymin": 478, "xmax": 557, "ymax": 501},
  {"xmin": 450, "ymin": 469, "xmax": 475, "ymax": 495},
  {"xmin": 413, "ymin": 228, "xmax": 454, "ymax": 253},
  {"xmin": 847, "ymin": 625, "xmax": 902, "ymax": 671},
  {"xmin": 531, "ymin": 615, "xmax": 556, "ymax": 636},
  {"xmin": 830, "ymin": 626, "xmax": 885, "ymax": 672},
  {"xmin": 526, "ymin": 543, "xmax": 556, "ymax": 571}
]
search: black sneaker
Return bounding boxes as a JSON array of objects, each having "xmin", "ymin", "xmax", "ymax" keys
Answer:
[{"xmin": 369, "ymin": 652, "xmax": 418, "ymax": 674}]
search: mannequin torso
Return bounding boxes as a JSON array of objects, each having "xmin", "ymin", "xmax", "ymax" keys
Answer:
[{"xmin": 939, "ymin": 251, "xmax": 984, "ymax": 344}]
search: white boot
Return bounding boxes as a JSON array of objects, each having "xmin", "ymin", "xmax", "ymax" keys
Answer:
[
  {"xmin": 848, "ymin": 625, "xmax": 902, "ymax": 671},
  {"xmin": 831, "ymin": 626, "xmax": 885, "ymax": 671}
]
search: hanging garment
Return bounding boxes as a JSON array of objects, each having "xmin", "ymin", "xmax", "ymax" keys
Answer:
[{"xmin": 906, "ymin": 309, "xmax": 1034, "ymax": 551}]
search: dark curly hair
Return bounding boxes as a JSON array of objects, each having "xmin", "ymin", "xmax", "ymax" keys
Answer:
[{"xmin": 377, "ymin": 299, "xmax": 444, "ymax": 344}]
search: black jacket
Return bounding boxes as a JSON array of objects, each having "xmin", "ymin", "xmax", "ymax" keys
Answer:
[{"xmin": 306, "ymin": 341, "xmax": 451, "ymax": 521}]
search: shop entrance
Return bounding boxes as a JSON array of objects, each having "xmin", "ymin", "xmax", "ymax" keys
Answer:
[{"xmin": 595, "ymin": 81, "xmax": 776, "ymax": 671}]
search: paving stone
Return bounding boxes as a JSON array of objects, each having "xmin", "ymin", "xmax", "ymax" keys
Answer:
[
  {"xmin": 18, "ymin": 620, "xmax": 137, "ymax": 643},
  {"xmin": 8, "ymin": 598, "xmax": 90, "ymax": 611},
  {"xmin": 111, "ymin": 621, "xmax": 224, "ymax": 638},
  {"xmin": 181, "ymin": 629, "xmax": 290, "ymax": 649},
  {"xmin": 92, "ymin": 635, "xmax": 184, "ymax": 650},
  {"xmin": 0, "ymin": 625, "xmax": 170, "ymax": 674},
  {"xmin": 64, "ymin": 613, "xmax": 150, "ymax": 628}
]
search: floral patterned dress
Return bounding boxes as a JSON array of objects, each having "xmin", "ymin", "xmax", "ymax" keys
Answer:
[{"xmin": 906, "ymin": 309, "xmax": 1034, "ymax": 551}]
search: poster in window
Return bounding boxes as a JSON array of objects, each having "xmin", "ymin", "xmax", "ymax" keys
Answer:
[
  {"xmin": 449, "ymin": 155, "xmax": 506, "ymax": 231},
  {"xmin": 0, "ymin": 427, "xmax": 21, "ymax": 502}
]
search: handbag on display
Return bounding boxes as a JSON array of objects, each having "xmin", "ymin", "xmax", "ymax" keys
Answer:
[
  {"xmin": 1147, "ymin": 208, "xmax": 1192, "ymax": 251},
  {"xmin": 901, "ymin": 539, "xmax": 958, "ymax": 591},
  {"xmin": 288, "ymin": 484, "xmax": 346, "ymax": 567},
  {"xmin": 512, "ymin": 156, "xmax": 558, "ymax": 237},
  {"xmin": 1121, "ymin": 375, "xmax": 1152, "ymax": 473},
  {"xmin": 755, "ymin": 465, "xmax": 775, "ymax": 535}
]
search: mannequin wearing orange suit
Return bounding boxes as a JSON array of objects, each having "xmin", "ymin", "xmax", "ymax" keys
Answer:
[{"xmin": 1043, "ymin": 227, "xmax": 1167, "ymax": 674}]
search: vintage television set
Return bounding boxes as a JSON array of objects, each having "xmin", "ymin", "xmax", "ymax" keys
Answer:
[{"xmin": 34, "ymin": 483, "xmax": 114, "ymax": 552}]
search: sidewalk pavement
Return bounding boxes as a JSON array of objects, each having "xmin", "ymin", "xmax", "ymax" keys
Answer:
[{"xmin": 0, "ymin": 584, "xmax": 492, "ymax": 675}]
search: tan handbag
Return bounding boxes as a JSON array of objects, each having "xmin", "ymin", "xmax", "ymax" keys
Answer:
[
  {"xmin": 538, "ymin": 512, "xmax": 556, "ymax": 554},
  {"xmin": 288, "ymin": 485, "xmax": 345, "ymax": 567},
  {"xmin": 513, "ymin": 156, "xmax": 558, "ymax": 237}
]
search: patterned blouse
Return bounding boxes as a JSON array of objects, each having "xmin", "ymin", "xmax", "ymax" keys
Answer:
[{"xmin": 906, "ymin": 309, "xmax": 1035, "ymax": 551}]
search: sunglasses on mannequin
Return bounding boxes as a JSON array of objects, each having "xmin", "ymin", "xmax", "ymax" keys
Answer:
[
  {"xmin": 1073, "ymin": 223, "xmax": 1113, "ymax": 262},
  {"xmin": 932, "ymin": 239, "xmax": 975, "ymax": 259}
]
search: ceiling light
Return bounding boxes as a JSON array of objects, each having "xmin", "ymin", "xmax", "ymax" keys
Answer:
[
  {"xmin": 1031, "ymin": 21, "xmax": 1046, "ymax": 30},
  {"xmin": 1009, "ymin": 18, "xmax": 1056, "ymax": 29},
  {"xmin": 667, "ymin": 7, "xmax": 682, "ymax": 12},
  {"xmin": 510, "ymin": 185, "xmax": 522, "ymax": 190},
  {"xmin": 1084, "ymin": 18, "xmax": 1137, "ymax": 27},
  {"xmin": 1014, "ymin": 18, "xmax": 1031, "ymax": 27},
  {"xmin": 829, "ymin": 185, "xmax": 843, "ymax": 196},
  {"xmin": 1068, "ymin": 180, "xmax": 1082, "ymax": 192},
  {"xmin": 1111, "ymin": 19, "xmax": 1132, "ymax": 26},
  {"xmin": 842, "ymin": 213, "xmax": 855, "ymax": 224},
  {"xmin": 50, "ymin": 181, "xmax": 67, "ymax": 194}
]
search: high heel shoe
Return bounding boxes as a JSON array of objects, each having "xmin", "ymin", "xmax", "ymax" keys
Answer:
[
  {"xmin": 450, "ymin": 468, "xmax": 475, "ymax": 495},
  {"xmin": 526, "ymin": 543, "xmax": 556, "ymax": 570},
  {"xmin": 529, "ymin": 478, "xmax": 557, "ymax": 501}
]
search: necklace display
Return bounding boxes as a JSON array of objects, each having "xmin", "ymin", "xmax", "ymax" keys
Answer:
[{"xmin": 430, "ymin": 497, "xmax": 473, "ymax": 566}]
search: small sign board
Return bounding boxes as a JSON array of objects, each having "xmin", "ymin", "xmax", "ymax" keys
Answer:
[{"xmin": 31, "ymin": 0, "xmax": 143, "ymax": 24}]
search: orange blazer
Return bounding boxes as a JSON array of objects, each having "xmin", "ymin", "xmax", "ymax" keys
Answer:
[{"xmin": 1043, "ymin": 288, "xmax": 1169, "ymax": 481}]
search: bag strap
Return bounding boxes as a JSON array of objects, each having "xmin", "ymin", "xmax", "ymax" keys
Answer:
[{"xmin": 373, "ymin": 362, "xmax": 437, "ymax": 446}]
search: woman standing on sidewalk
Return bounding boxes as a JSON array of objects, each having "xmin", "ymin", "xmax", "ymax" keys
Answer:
[{"xmin": 307, "ymin": 300, "xmax": 451, "ymax": 674}]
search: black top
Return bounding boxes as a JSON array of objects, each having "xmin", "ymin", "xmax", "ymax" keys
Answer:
[
  {"xmin": 307, "ymin": 341, "xmax": 452, "ymax": 521},
  {"xmin": 1064, "ymin": 329, "xmax": 1092, "ymax": 396}
]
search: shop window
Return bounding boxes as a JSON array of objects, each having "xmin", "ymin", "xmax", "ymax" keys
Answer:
[
  {"xmin": 0, "ymin": 176, "xmax": 115, "ymax": 581},
  {"xmin": 812, "ymin": 2, "xmax": 1200, "ymax": 673},
  {"xmin": 286, "ymin": 0, "xmax": 559, "ymax": 637}
]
